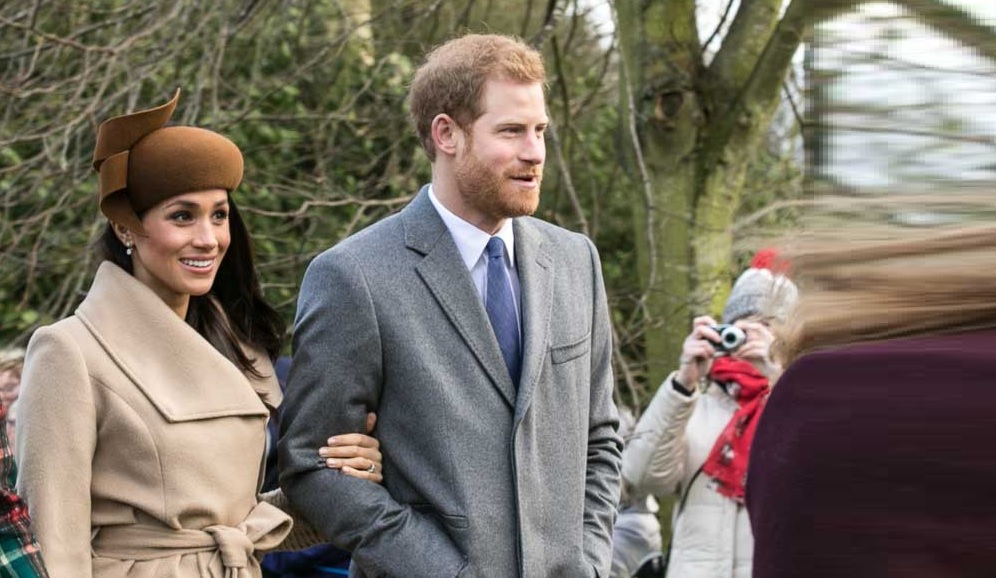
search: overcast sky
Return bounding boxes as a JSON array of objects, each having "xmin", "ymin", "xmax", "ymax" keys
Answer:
[{"xmin": 821, "ymin": 1, "xmax": 996, "ymax": 188}]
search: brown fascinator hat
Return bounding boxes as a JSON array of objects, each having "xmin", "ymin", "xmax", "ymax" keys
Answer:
[{"xmin": 92, "ymin": 88, "xmax": 244, "ymax": 236}]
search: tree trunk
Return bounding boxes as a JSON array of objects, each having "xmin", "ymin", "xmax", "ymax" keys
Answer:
[
  {"xmin": 617, "ymin": 0, "xmax": 703, "ymax": 386},
  {"xmin": 341, "ymin": 0, "xmax": 374, "ymax": 65},
  {"xmin": 618, "ymin": 0, "xmax": 812, "ymax": 389}
]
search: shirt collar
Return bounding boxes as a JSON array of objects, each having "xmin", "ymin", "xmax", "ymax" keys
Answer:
[{"xmin": 428, "ymin": 185, "xmax": 516, "ymax": 270}]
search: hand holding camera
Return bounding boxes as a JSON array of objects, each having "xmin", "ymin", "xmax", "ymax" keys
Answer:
[
  {"xmin": 730, "ymin": 319, "xmax": 782, "ymax": 380},
  {"xmin": 675, "ymin": 316, "xmax": 722, "ymax": 388},
  {"xmin": 676, "ymin": 316, "xmax": 782, "ymax": 389}
]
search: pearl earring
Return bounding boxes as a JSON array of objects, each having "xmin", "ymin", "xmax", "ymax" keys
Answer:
[{"xmin": 125, "ymin": 243, "xmax": 133, "ymax": 256}]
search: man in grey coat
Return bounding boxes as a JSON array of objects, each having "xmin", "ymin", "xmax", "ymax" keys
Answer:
[{"xmin": 279, "ymin": 33, "xmax": 622, "ymax": 578}]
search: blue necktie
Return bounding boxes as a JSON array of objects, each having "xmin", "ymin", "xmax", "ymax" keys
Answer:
[{"xmin": 485, "ymin": 237, "xmax": 521, "ymax": 387}]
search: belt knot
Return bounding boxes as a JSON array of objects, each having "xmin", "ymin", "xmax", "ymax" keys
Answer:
[{"xmin": 205, "ymin": 524, "xmax": 255, "ymax": 570}]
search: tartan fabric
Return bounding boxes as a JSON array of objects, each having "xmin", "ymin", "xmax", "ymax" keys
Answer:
[{"xmin": 0, "ymin": 402, "xmax": 48, "ymax": 578}]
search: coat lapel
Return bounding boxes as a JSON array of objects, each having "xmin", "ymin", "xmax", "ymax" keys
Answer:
[
  {"xmin": 404, "ymin": 189, "xmax": 517, "ymax": 408},
  {"xmin": 75, "ymin": 262, "xmax": 271, "ymax": 422},
  {"xmin": 512, "ymin": 218, "xmax": 553, "ymax": 422}
]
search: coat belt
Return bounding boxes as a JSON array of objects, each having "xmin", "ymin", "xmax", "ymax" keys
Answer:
[{"xmin": 91, "ymin": 501, "xmax": 293, "ymax": 578}]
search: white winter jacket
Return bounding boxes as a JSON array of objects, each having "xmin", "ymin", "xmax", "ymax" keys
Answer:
[{"xmin": 622, "ymin": 372, "xmax": 753, "ymax": 578}]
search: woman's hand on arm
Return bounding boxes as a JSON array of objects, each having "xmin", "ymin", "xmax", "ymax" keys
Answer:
[{"xmin": 318, "ymin": 412, "xmax": 383, "ymax": 483}]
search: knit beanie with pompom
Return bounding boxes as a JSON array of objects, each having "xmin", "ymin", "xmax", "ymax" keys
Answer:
[{"xmin": 721, "ymin": 248, "xmax": 798, "ymax": 324}]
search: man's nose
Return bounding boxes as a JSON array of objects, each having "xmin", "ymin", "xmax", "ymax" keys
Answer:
[{"xmin": 520, "ymin": 131, "xmax": 545, "ymax": 165}]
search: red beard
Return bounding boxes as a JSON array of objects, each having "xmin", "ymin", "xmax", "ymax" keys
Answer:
[{"xmin": 454, "ymin": 149, "xmax": 542, "ymax": 220}]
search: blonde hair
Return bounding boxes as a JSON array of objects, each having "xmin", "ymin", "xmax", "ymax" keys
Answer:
[
  {"xmin": 0, "ymin": 347, "xmax": 24, "ymax": 374},
  {"xmin": 777, "ymin": 195, "xmax": 996, "ymax": 364},
  {"xmin": 408, "ymin": 33, "xmax": 546, "ymax": 161}
]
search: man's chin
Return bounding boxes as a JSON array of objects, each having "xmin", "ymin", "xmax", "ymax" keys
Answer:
[
  {"xmin": 504, "ymin": 202, "xmax": 539, "ymax": 219},
  {"xmin": 503, "ymin": 189, "xmax": 540, "ymax": 218}
]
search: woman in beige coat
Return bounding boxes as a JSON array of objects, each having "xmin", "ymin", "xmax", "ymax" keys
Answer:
[{"xmin": 15, "ymin": 90, "xmax": 382, "ymax": 578}]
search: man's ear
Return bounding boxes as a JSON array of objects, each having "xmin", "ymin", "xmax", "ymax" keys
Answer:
[{"xmin": 431, "ymin": 113, "xmax": 463, "ymax": 157}]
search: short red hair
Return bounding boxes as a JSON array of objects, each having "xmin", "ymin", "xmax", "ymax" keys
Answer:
[{"xmin": 408, "ymin": 34, "xmax": 546, "ymax": 161}]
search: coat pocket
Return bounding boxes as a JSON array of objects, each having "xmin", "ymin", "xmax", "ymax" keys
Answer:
[
  {"xmin": 411, "ymin": 503, "xmax": 470, "ymax": 529},
  {"xmin": 550, "ymin": 332, "xmax": 591, "ymax": 364}
]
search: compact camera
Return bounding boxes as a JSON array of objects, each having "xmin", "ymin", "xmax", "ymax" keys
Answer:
[{"xmin": 710, "ymin": 324, "xmax": 747, "ymax": 354}]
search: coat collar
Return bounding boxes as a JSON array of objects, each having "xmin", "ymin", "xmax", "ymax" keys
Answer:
[{"xmin": 75, "ymin": 262, "xmax": 274, "ymax": 422}]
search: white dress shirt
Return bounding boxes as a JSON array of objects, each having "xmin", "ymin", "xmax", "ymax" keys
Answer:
[{"xmin": 427, "ymin": 186, "xmax": 522, "ymax": 325}]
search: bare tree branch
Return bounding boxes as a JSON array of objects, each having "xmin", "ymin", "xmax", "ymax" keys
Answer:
[{"xmin": 708, "ymin": 0, "xmax": 783, "ymax": 107}]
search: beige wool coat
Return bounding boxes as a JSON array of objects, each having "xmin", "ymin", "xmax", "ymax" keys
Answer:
[{"xmin": 16, "ymin": 262, "xmax": 293, "ymax": 578}]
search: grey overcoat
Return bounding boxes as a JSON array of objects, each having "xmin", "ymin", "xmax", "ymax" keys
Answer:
[{"xmin": 279, "ymin": 188, "xmax": 622, "ymax": 577}]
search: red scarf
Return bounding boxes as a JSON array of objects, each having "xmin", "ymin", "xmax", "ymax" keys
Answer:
[{"xmin": 701, "ymin": 356, "xmax": 771, "ymax": 503}]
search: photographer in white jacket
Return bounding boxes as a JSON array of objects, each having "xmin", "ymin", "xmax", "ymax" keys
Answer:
[{"xmin": 621, "ymin": 250, "xmax": 797, "ymax": 578}]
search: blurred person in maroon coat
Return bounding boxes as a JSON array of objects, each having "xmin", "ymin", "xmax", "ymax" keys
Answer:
[{"xmin": 747, "ymin": 201, "xmax": 996, "ymax": 578}]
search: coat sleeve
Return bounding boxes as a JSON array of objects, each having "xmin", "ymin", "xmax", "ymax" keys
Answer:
[
  {"xmin": 621, "ymin": 372, "xmax": 699, "ymax": 499},
  {"xmin": 256, "ymin": 488, "xmax": 325, "ymax": 552},
  {"xmin": 278, "ymin": 249, "xmax": 466, "ymax": 577},
  {"xmin": 582, "ymin": 238, "xmax": 624, "ymax": 577},
  {"xmin": 16, "ymin": 326, "xmax": 96, "ymax": 578}
]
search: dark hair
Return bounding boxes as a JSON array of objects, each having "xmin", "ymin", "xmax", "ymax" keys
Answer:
[{"xmin": 97, "ymin": 196, "xmax": 285, "ymax": 376}]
